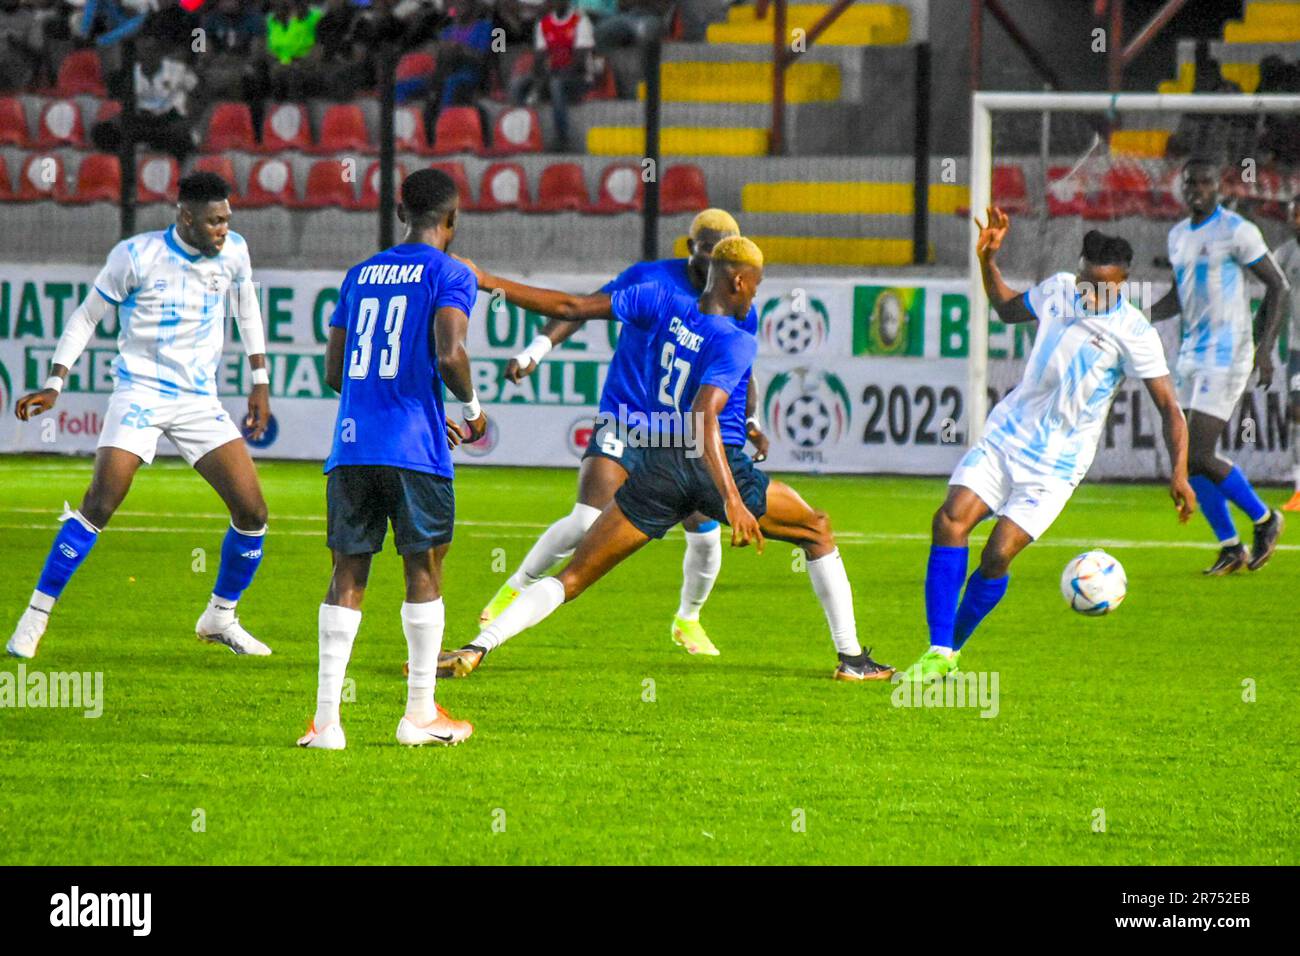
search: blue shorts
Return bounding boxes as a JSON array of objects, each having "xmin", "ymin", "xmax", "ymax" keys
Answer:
[
  {"xmin": 615, "ymin": 445, "xmax": 770, "ymax": 540},
  {"xmin": 326, "ymin": 465, "xmax": 454, "ymax": 555},
  {"xmin": 581, "ymin": 412, "xmax": 648, "ymax": 476}
]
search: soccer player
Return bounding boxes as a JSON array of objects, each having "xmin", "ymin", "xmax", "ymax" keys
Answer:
[
  {"xmin": 1275, "ymin": 200, "xmax": 1300, "ymax": 512},
  {"xmin": 474, "ymin": 209, "xmax": 769, "ymax": 658},
  {"xmin": 1148, "ymin": 158, "xmax": 1291, "ymax": 572},
  {"xmin": 903, "ymin": 211, "xmax": 1196, "ymax": 681},
  {"xmin": 8, "ymin": 172, "xmax": 273, "ymax": 659},
  {"xmin": 297, "ymin": 169, "xmax": 484, "ymax": 751},
  {"xmin": 441, "ymin": 237, "xmax": 893, "ymax": 683}
]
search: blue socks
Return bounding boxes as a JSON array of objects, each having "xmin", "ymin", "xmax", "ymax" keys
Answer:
[
  {"xmin": 954, "ymin": 571, "xmax": 1010, "ymax": 651},
  {"xmin": 692, "ymin": 520, "xmax": 720, "ymax": 534},
  {"xmin": 36, "ymin": 508, "xmax": 100, "ymax": 601},
  {"xmin": 1190, "ymin": 467, "xmax": 1268, "ymax": 545},
  {"xmin": 925, "ymin": 545, "xmax": 968, "ymax": 649},
  {"xmin": 1217, "ymin": 466, "xmax": 1268, "ymax": 523},
  {"xmin": 213, "ymin": 525, "xmax": 266, "ymax": 602}
]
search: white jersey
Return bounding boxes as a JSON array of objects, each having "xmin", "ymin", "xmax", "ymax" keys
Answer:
[
  {"xmin": 1167, "ymin": 206, "xmax": 1270, "ymax": 376},
  {"xmin": 982, "ymin": 273, "xmax": 1169, "ymax": 484},
  {"xmin": 1275, "ymin": 236, "xmax": 1300, "ymax": 347},
  {"xmin": 93, "ymin": 226, "xmax": 257, "ymax": 398}
]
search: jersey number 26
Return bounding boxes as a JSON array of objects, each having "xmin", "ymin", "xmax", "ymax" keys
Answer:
[{"xmin": 349, "ymin": 295, "xmax": 407, "ymax": 380}]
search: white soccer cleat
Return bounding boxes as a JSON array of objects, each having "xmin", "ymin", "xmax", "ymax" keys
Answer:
[
  {"xmin": 195, "ymin": 609, "xmax": 273, "ymax": 656},
  {"xmin": 297, "ymin": 721, "xmax": 346, "ymax": 750},
  {"xmin": 7, "ymin": 606, "xmax": 50, "ymax": 659},
  {"xmin": 395, "ymin": 705, "xmax": 474, "ymax": 747}
]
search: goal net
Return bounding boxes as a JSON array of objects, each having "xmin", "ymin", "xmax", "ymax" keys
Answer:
[{"xmin": 969, "ymin": 91, "xmax": 1300, "ymax": 482}]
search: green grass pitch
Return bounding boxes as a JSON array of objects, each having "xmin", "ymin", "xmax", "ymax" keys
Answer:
[{"xmin": 0, "ymin": 455, "xmax": 1296, "ymax": 865}]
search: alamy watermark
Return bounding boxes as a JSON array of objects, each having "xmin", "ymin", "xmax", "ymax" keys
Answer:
[
  {"xmin": 0, "ymin": 665, "xmax": 103, "ymax": 718},
  {"xmin": 891, "ymin": 669, "xmax": 1000, "ymax": 718}
]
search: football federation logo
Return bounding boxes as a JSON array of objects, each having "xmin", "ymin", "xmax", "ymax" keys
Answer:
[
  {"xmin": 759, "ymin": 293, "xmax": 830, "ymax": 355},
  {"xmin": 852, "ymin": 285, "xmax": 925, "ymax": 356},
  {"xmin": 764, "ymin": 369, "xmax": 852, "ymax": 450}
]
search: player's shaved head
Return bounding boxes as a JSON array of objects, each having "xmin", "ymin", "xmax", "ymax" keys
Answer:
[
  {"xmin": 712, "ymin": 235, "xmax": 764, "ymax": 270},
  {"xmin": 689, "ymin": 209, "xmax": 739, "ymax": 240},
  {"xmin": 176, "ymin": 172, "xmax": 232, "ymax": 257},
  {"xmin": 702, "ymin": 236, "xmax": 764, "ymax": 321},
  {"xmin": 400, "ymin": 168, "xmax": 459, "ymax": 231},
  {"xmin": 1181, "ymin": 157, "xmax": 1220, "ymax": 218}
]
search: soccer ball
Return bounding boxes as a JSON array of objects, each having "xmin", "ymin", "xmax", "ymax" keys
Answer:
[
  {"xmin": 783, "ymin": 394, "xmax": 831, "ymax": 447},
  {"xmin": 1060, "ymin": 550, "xmax": 1127, "ymax": 616},
  {"xmin": 773, "ymin": 310, "xmax": 817, "ymax": 354}
]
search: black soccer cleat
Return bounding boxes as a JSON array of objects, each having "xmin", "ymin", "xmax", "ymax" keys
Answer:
[
  {"xmin": 833, "ymin": 648, "xmax": 895, "ymax": 682},
  {"xmin": 1203, "ymin": 544, "xmax": 1247, "ymax": 576},
  {"xmin": 1247, "ymin": 509, "xmax": 1284, "ymax": 571}
]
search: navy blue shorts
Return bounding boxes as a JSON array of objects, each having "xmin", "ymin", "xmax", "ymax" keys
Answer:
[
  {"xmin": 326, "ymin": 465, "xmax": 454, "ymax": 555},
  {"xmin": 581, "ymin": 413, "xmax": 647, "ymax": 476},
  {"xmin": 615, "ymin": 445, "xmax": 770, "ymax": 540}
]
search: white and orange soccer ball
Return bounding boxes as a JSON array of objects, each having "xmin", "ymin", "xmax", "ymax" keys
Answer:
[{"xmin": 1061, "ymin": 550, "xmax": 1127, "ymax": 616}]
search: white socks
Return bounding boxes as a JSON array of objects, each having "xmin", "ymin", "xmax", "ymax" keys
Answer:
[
  {"xmin": 29, "ymin": 590, "xmax": 55, "ymax": 614},
  {"xmin": 677, "ymin": 525, "xmax": 721, "ymax": 621},
  {"xmin": 508, "ymin": 503, "xmax": 601, "ymax": 591},
  {"xmin": 205, "ymin": 593, "xmax": 237, "ymax": 628},
  {"xmin": 314, "ymin": 604, "xmax": 361, "ymax": 730},
  {"xmin": 474, "ymin": 577, "xmax": 566, "ymax": 652},
  {"xmin": 807, "ymin": 548, "xmax": 862, "ymax": 657},
  {"xmin": 402, "ymin": 599, "xmax": 445, "ymax": 725}
]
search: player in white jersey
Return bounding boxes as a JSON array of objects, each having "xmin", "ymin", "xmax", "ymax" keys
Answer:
[
  {"xmin": 1149, "ymin": 158, "xmax": 1291, "ymax": 573},
  {"xmin": 1275, "ymin": 200, "xmax": 1300, "ymax": 513},
  {"xmin": 903, "ymin": 211, "xmax": 1195, "ymax": 681},
  {"xmin": 7, "ymin": 172, "xmax": 274, "ymax": 659}
]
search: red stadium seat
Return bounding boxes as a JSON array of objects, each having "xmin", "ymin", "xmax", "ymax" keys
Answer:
[
  {"xmin": 530, "ymin": 162, "xmax": 590, "ymax": 212},
  {"xmin": 590, "ymin": 162, "xmax": 643, "ymax": 213},
  {"xmin": 299, "ymin": 159, "xmax": 360, "ymax": 208},
  {"xmin": 1046, "ymin": 166, "xmax": 1085, "ymax": 217},
  {"xmin": 991, "ymin": 164, "xmax": 1030, "ymax": 215},
  {"xmin": 56, "ymin": 49, "xmax": 106, "ymax": 96},
  {"xmin": 36, "ymin": 99, "xmax": 86, "ymax": 148},
  {"xmin": 17, "ymin": 153, "xmax": 67, "ymax": 201},
  {"xmin": 429, "ymin": 161, "xmax": 476, "ymax": 210},
  {"xmin": 63, "ymin": 152, "xmax": 121, "ymax": 204},
  {"xmin": 203, "ymin": 102, "xmax": 257, "ymax": 153},
  {"xmin": 94, "ymin": 98, "xmax": 122, "ymax": 125},
  {"xmin": 582, "ymin": 57, "xmax": 618, "ymax": 102},
  {"xmin": 0, "ymin": 97, "xmax": 29, "ymax": 147},
  {"xmin": 1148, "ymin": 166, "xmax": 1185, "ymax": 221},
  {"xmin": 660, "ymin": 164, "xmax": 709, "ymax": 214},
  {"xmin": 137, "ymin": 154, "xmax": 179, "ymax": 203},
  {"xmin": 0, "ymin": 159, "xmax": 14, "ymax": 201},
  {"xmin": 487, "ymin": 107, "xmax": 542, "ymax": 156},
  {"xmin": 260, "ymin": 103, "xmax": 312, "ymax": 152},
  {"xmin": 312, "ymin": 104, "xmax": 373, "ymax": 154},
  {"xmin": 357, "ymin": 160, "xmax": 408, "ymax": 210},
  {"xmin": 396, "ymin": 51, "xmax": 437, "ymax": 83},
  {"xmin": 394, "ymin": 106, "xmax": 433, "ymax": 154},
  {"xmin": 476, "ymin": 162, "xmax": 531, "ymax": 211},
  {"xmin": 193, "ymin": 155, "xmax": 241, "ymax": 202},
  {"xmin": 1082, "ymin": 165, "xmax": 1152, "ymax": 220},
  {"xmin": 432, "ymin": 107, "xmax": 484, "ymax": 155},
  {"xmin": 243, "ymin": 157, "xmax": 298, "ymax": 207}
]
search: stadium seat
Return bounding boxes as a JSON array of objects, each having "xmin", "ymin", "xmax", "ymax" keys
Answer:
[
  {"xmin": 530, "ymin": 162, "xmax": 590, "ymax": 212},
  {"xmin": 243, "ymin": 158, "xmax": 298, "ymax": 207},
  {"xmin": 194, "ymin": 155, "xmax": 241, "ymax": 202},
  {"xmin": 357, "ymin": 160, "xmax": 409, "ymax": 210},
  {"xmin": 0, "ymin": 97, "xmax": 28, "ymax": 147},
  {"xmin": 476, "ymin": 163, "xmax": 532, "ymax": 211},
  {"xmin": 35, "ymin": 99, "xmax": 86, "ymax": 148},
  {"xmin": 0, "ymin": 158, "xmax": 14, "ymax": 201},
  {"xmin": 394, "ymin": 106, "xmax": 433, "ymax": 154},
  {"xmin": 1045, "ymin": 166, "xmax": 1085, "ymax": 217},
  {"xmin": 432, "ymin": 107, "xmax": 485, "ymax": 155},
  {"xmin": 1082, "ymin": 165, "xmax": 1152, "ymax": 220},
  {"xmin": 63, "ymin": 152, "xmax": 121, "ymax": 204},
  {"xmin": 94, "ymin": 99, "xmax": 122, "ymax": 125},
  {"xmin": 17, "ymin": 153, "xmax": 67, "ymax": 201},
  {"xmin": 660, "ymin": 164, "xmax": 709, "ymax": 214},
  {"xmin": 299, "ymin": 159, "xmax": 360, "ymax": 209},
  {"xmin": 203, "ymin": 102, "xmax": 257, "ymax": 153},
  {"xmin": 991, "ymin": 164, "xmax": 1030, "ymax": 215},
  {"xmin": 55, "ymin": 49, "xmax": 106, "ymax": 96},
  {"xmin": 312, "ymin": 103, "xmax": 373, "ymax": 154},
  {"xmin": 488, "ymin": 107, "xmax": 543, "ymax": 156},
  {"xmin": 396, "ymin": 51, "xmax": 437, "ymax": 84},
  {"xmin": 260, "ymin": 103, "xmax": 312, "ymax": 153},
  {"xmin": 429, "ymin": 161, "xmax": 476, "ymax": 210},
  {"xmin": 137, "ymin": 154, "xmax": 179, "ymax": 203},
  {"xmin": 590, "ymin": 162, "xmax": 644, "ymax": 213}
]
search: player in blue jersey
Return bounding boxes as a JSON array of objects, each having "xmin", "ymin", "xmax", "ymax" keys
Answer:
[
  {"xmin": 442, "ymin": 238, "xmax": 893, "ymax": 683},
  {"xmin": 473, "ymin": 209, "xmax": 769, "ymax": 659},
  {"xmin": 1148, "ymin": 158, "xmax": 1291, "ymax": 574},
  {"xmin": 297, "ymin": 169, "xmax": 485, "ymax": 751},
  {"xmin": 9, "ymin": 172, "xmax": 274, "ymax": 659},
  {"xmin": 903, "ymin": 211, "xmax": 1196, "ymax": 681}
]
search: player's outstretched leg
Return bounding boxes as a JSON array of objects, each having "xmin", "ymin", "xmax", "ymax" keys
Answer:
[
  {"xmin": 755, "ymin": 481, "xmax": 892, "ymax": 682},
  {"xmin": 300, "ymin": 554, "xmax": 367, "ymax": 750},
  {"xmin": 672, "ymin": 514, "xmax": 722, "ymax": 656},
  {"xmin": 447, "ymin": 503, "xmax": 652, "ymax": 676},
  {"xmin": 192, "ymin": 440, "xmax": 272, "ymax": 655},
  {"xmin": 7, "ymin": 448, "xmax": 139, "ymax": 659}
]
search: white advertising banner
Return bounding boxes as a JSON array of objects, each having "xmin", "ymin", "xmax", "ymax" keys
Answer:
[{"xmin": 0, "ymin": 263, "xmax": 1290, "ymax": 480}]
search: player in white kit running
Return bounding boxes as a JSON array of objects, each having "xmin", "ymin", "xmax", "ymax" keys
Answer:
[{"xmin": 7, "ymin": 172, "xmax": 274, "ymax": 660}]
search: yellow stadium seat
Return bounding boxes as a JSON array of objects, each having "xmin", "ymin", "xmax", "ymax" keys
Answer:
[
  {"xmin": 638, "ymin": 61, "xmax": 841, "ymax": 104},
  {"xmin": 586, "ymin": 126, "xmax": 769, "ymax": 157}
]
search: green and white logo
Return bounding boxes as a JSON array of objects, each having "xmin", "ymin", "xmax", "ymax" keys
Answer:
[
  {"xmin": 853, "ymin": 285, "xmax": 925, "ymax": 356},
  {"xmin": 764, "ymin": 368, "xmax": 852, "ymax": 449}
]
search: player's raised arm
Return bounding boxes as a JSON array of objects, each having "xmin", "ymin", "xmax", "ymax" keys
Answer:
[
  {"xmin": 1247, "ymin": 253, "xmax": 1292, "ymax": 389},
  {"xmin": 692, "ymin": 383, "xmax": 763, "ymax": 553},
  {"xmin": 433, "ymin": 304, "xmax": 488, "ymax": 443},
  {"xmin": 456, "ymin": 254, "xmax": 613, "ymax": 323},
  {"xmin": 1143, "ymin": 374, "xmax": 1196, "ymax": 523},
  {"xmin": 231, "ymin": 241, "xmax": 271, "ymax": 441},
  {"xmin": 974, "ymin": 207, "xmax": 1035, "ymax": 325},
  {"xmin": 14, "ymin": 289, "xmax": 114, "ymax": 421}
]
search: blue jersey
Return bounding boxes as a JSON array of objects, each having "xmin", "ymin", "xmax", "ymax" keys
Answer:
[
  {"xmin": 609, "ymin": 282, "xmax": 757, "ymax": 446},
  {"xmin": 324, "ymin": 243, "xmax": 477, "ymax": 479},
  {"xmin": 600, "ymin": 258, "xmax": 757, "ymax": 442}
]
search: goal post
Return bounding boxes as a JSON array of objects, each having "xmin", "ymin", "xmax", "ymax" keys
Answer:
[{"xmin": 967, "ymin": 90, "xmax": 1300, "ymax": 445}]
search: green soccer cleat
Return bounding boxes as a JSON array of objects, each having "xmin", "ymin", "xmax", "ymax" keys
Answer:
[
  {"xmin": 479, "ymin": 582, "xmax": 520, "ymax": 626},
  {"xmin": 671, "ymin": 615, "xmax": 720, "ymax": 656},
  {"xmin": 900, "ymin": 649, "xmax": 961, "ymax": 682}
]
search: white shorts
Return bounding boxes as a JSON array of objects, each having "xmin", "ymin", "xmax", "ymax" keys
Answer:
[
  {"xmin": 1175, "ymin": 364, "xmax": 1251, "ymax": 421},
  {"xmin": 949, "ymin": 440, "xmax": 1076, "ymax": 541},
  {"xmin": 98, "ymin": 388, "xmax": 242, "ymax": 466}
]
